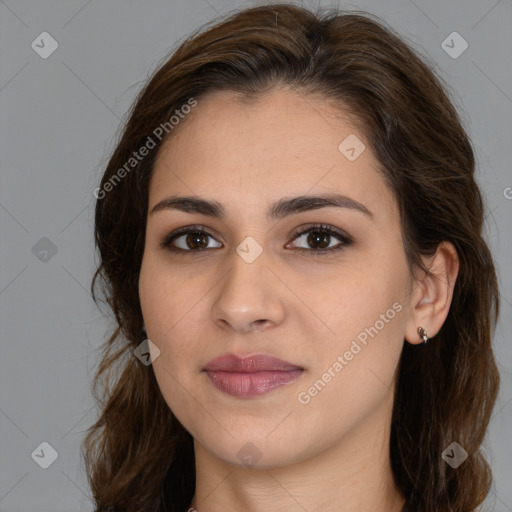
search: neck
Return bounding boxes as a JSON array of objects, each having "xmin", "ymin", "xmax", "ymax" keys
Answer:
[{"xmin": 188, "ymin": 391, "xmax": 405, "ymax": 512}]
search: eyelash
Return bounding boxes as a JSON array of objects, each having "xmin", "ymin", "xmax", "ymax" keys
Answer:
[{"xmin": 159, "ymin": 223, "xmax": 353, "ymax": 257}]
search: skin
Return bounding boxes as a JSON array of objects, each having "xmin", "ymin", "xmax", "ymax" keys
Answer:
[{"xmin": 138, "ymin": 87, "xmax": 459, "ymax": 511}]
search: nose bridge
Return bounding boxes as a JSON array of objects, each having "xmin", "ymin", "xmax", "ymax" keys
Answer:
[{"xmin": 211, "ymin": 240, "xmax": 285, "ymax": 331}]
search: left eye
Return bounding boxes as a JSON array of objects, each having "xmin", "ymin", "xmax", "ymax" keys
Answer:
[
  {"xmin": 160, "ymin": 223, "xmax": 352, "ymax": 255},
  {"xmin": 288, "ymin": 224, "xmax": 352, "ymax": 254}
]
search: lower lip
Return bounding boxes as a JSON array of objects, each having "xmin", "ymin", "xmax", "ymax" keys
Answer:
[{"xmin": 204, "ymin": 370, "xmax": 303, "ymax": 397}]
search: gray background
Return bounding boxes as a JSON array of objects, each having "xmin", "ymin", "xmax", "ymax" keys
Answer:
[{"xmin": 0, "ymin": 0, "xmax": 510, "ymax": 510}]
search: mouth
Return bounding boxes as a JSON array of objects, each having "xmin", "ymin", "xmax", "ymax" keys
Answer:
[{"xmin": 203, "ymin": 354, "xmax": 304, "ymax": 397}]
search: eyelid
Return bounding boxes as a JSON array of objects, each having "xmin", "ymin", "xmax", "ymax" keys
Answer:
[
  {"xmin": 286, "ymin": 223, "xmax": 352, "ymax": 255},
  {"xmin": 159, "ymin": 224, "xmax": 221, "ymax": 251}
]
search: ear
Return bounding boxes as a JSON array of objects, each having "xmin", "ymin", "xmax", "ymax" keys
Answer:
[{"xmin": 404, "ymin": 241, "xmax": 460, "ymax": 345}]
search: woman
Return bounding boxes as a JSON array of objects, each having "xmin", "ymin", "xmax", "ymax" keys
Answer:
[{"xmin": 83, "ymin": 3, "xmax": 500, "ymax": 511}]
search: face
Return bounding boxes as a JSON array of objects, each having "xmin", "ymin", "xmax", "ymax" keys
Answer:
[{"xmin": 139, "ymin": 87, "xmax": 414, "ymax": 469}]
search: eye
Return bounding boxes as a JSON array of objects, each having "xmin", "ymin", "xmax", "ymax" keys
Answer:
[
  {"xmin": 160, "ymin": 225, "xmax": 222, "ymax": 252},
  {"xmin": 286, "ymin": 223, "xmax": 352, "ymax": 256},
  {"xmin": 160, "ymin": 223, "xmax": 352, "ymax": 255}
]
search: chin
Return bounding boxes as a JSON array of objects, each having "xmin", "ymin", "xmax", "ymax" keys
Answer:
[{"xmin": 193, "ymin": 428, "xmax": 318, "ymax": 470}]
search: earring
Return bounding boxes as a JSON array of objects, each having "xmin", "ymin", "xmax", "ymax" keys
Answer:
[{"xmin": 417, "ymin": 326, "xmax": 429, "ymax": 344}]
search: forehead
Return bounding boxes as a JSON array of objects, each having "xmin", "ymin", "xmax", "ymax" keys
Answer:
[{"xmin": 150, "ymin": 88, "xmax": 397, "ymax": 223}]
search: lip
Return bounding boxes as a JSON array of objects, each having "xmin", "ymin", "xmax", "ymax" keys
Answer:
[
  {"xmin": 204, "ymin": 354, "xmax": 303, "ymax": 373},
  {"xmin": 203, "ymin": 354, "xmax": 304, "ymax": 397}
]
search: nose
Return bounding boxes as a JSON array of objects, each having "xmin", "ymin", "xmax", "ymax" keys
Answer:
[{"xmin": 210, "ymin": 248, "xmax": 286, "ymax": 333}]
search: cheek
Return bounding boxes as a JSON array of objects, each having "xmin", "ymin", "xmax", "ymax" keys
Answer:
[
  {"xmin": 139, "ymin": 259, "xmax": 207, "ymax": 433},
  {"xmin": 313, "ymin": 254, "xmax": 409, "ymax": 338},
  {"xmin": 139, "ymin": 254, "xmax": 201, "ymax": 339},
  {"xmin": 293, "ymin": 291, "xmax": 406, "ymax": 441},
  {"xmin": 138, "ymin": 256, "xmax": 212, "ymax": 393},
  {"xmin": 311, "ymin": 258, "xmax": 409, "ymax": 390}
]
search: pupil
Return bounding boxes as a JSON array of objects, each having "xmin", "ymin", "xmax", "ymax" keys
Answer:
[
  {"xmin": 307, "ymin": 231, "xmax": 329, "ymax": 249},
  {"xmin": 187, "ymin": 232, "xmax": 208, "ymax": 249}
]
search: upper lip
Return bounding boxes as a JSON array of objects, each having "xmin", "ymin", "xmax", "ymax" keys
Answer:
[{"xmin": 203, "ymin": 354, "xmax": 303, "ymax": 373}]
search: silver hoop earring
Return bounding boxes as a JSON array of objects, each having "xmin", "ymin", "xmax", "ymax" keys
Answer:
[{"xmin": 417, "ymin": 326, "xmax": 429, "ymax": 344}]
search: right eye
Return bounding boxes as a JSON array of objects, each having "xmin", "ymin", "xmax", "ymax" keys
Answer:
[{"xmin": 160, "ymin": 225, "xmax": 222, "ymax": 252}]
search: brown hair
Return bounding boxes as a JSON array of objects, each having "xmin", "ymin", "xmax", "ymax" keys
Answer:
[{"xmin": 83, "ymin": 3, "xmax": 500, "ymax": 511}]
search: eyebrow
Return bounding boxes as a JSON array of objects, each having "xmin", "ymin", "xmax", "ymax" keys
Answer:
[{"xmin": 149, "ymin": 193, "xmax": 372, "ymax": 220}]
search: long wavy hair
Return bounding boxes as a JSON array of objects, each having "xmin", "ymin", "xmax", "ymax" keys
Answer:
[{"xmin": 83, "ymin": 3, "xmax": 500, "ymax": 511}]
